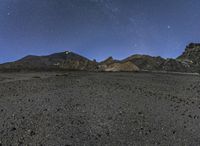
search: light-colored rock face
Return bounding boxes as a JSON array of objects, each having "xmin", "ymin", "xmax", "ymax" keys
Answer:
[
  {"xmin": 104, "ymin": 61, "xmax": 139, "ymax": 72},
  {"xmin": 178, "ymin": 43, "xmax": 200, "ymax": 64}
]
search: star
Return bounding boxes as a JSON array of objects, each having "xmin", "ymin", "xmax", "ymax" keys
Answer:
[
  {"xmin": 167, "ymin": 25, "xmax": 171, "ymax": 29},
  {"xmin": 7, "ymin": 12, "xmax": 11, "ymax": 16}
]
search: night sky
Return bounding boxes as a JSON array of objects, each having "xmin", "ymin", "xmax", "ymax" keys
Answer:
[{"xmin": 0, "ymin": 0, "xmax": 200, "ymax": 63}]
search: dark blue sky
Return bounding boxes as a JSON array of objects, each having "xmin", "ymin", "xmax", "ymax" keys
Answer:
[{"xmin": 0, "ymin": 0, "xmax": 200, "ymax": 63}]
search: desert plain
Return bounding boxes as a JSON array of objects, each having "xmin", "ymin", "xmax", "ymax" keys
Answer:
[{"xmin": 0, "ymin": 72, "xmax": 200, "ymax": 146}]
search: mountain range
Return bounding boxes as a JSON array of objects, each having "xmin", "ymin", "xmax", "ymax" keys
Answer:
[{"xmin": 0, "ymin": 43, "xmax": 200, "ymax": 73}]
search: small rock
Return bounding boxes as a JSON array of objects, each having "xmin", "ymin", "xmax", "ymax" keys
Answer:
[{"xmin": 11, "ymin": 127, "xmax": 16, "ymax": 131}]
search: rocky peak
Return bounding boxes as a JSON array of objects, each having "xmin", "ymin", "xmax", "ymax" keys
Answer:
[
  {"xmin": 178, "ymin": 43, "xmax": 200, "ymax": 65},
  {"xmin": 100, "ymin": 56, "xmax": 117, "ymax": 65},
  {"xmin": 104, "ymin": 56, "xmax": 114, "ymax": 62},
  {"xmin": 187, "ymin": 43, "xmax": 200, "ymax": 48}
]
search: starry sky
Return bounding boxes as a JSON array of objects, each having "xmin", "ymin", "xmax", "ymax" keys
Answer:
[{"xmin": 0, "ymin": 0, "xmax": 200, "ymax": 63}]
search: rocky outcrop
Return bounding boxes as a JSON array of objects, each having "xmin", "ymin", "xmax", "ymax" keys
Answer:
[
  {"xmin": 177, "ymin": 43, "xmax": 200, "ymax": 72},
  {"xmin": 178, "ymin": 43, "xmax": 200, "ymax": 64},
  {"xmin": 103, "ymin": 61, "xmax": 140, "ymax": 72},
  {"xmin": 161, "ymin": 59, "xmax": 192, "ymax": 72},
  {"xmin": 99, "ymin": 57, "xmax": 119, "ymax": 65},
  {"xmin": 98, "ymin": 57, "xmax": 120, "ymax": 71}
]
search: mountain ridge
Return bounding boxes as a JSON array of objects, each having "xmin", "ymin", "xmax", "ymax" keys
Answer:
[{"xmin": 0, "ymin": 43, "xmax": 200, "ymax": 73}]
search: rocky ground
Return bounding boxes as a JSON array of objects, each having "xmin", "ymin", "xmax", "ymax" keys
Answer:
[{"xmin": 0, "ymin": 72, "xmax": 200, "ymax": 146}]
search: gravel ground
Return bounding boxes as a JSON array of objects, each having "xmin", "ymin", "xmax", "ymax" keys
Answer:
[{"xmin": 0, "ymin": 72, "xmax": 200, "ymax": 146}]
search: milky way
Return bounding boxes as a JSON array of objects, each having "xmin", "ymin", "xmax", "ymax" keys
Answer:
[{"xmin": 0, "ymin": 0, "xmax": 200, "ymax": 63}]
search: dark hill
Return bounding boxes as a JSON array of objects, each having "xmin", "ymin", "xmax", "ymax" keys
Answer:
[
  {"xmin": 122, "ymin": 54, "xmax": 165, "ymax": 71},
  {"xmin": 0, "ymin": 51, "xmax": 98, "ymax": 71}
]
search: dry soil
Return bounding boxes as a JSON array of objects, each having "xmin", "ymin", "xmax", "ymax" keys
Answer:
[{"xmin": 0, "ymin": 72, "xmax": 200, "ymax": 146}]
